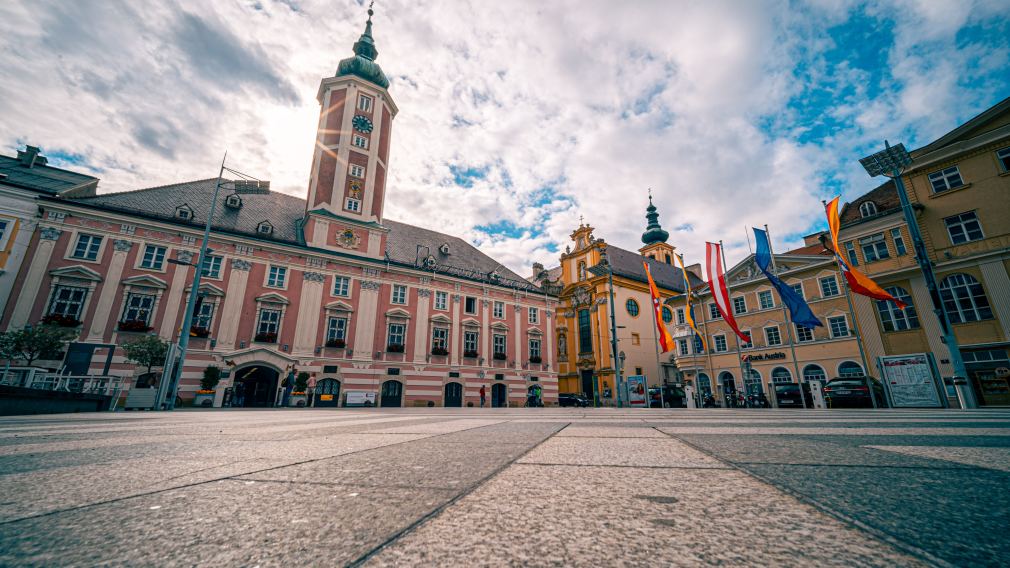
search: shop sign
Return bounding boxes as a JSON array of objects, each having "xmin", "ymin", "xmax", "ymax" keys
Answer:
[
  {"xmin": 320, "ymin": 394, "xmax": 334, "ymax": 401},
  {"xmin": 880, "ymin": 353, "xmax": 942, "ymax": 408},
  {"xmin": 742, "ymin": 352, "xmax": 786, "ymax": 362}
]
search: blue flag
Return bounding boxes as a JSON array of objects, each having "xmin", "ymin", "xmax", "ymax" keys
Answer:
[{"xmin": 753, "ymin": 228, "xmax": 823, "ymax": 328}]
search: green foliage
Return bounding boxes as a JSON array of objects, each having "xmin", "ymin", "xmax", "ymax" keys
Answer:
[
  {"xmin": 201, "ymin": 366, "xmax": 222, "ymax": 391},
  {"xmin": 294, "ymin": 371, "xmax": 310, "ymax": 392},
  {"xmin": 0, "ymin": 325, "xmax": 76, "ymax": 366},
  {"xmin": 122, "ymin": 335, "xmax": 170, "ymax": 374}
]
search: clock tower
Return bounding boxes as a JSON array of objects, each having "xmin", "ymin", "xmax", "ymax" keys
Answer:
[{"xmin": 304, "ymin": 6, "xmax": 397, "ymax": 257}]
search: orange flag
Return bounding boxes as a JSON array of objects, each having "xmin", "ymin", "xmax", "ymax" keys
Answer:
[
  {"xmin": 826, "ymin": 197, "xmax": 907, "ymax": 309},
  {"xmin": 643, "ymin": 261, "xmax": 676, "ymax": 353}
]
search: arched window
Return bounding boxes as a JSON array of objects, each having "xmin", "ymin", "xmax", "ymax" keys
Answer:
[
  {"xmin": 771, "ymin": 367, "xmax": 792, "ymax": 384},
  {"xmin": 802, "ymin": 364, "xmax": 826, "ymax": 383},
  {"xmin": 838, "ymin": 361, "xmax": 864, "ymax": 378},
  {"xmin": 939, "ymin": 273, "xmax": 993, "ymax": 323},
  {"xmin": 859, "ymin": 201, "xmax": 878, "ymax": 218},
  {"xmin": 876, "ymin": 286, "xmax": 919, "ymax": 331},
  {"xmin": 626, "ymin": 299, "xmax": 640, "ymax": 317},
  {"xmin": 745, "ymin": 369, "xmax": 763, "ymax": 394},
  {"xmin": 697, "ymin": 373, "xmax": 711, "ymax": 395}
]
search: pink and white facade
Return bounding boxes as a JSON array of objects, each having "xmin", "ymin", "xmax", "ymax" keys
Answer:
[{"xmin": 0, "ymin": 15, "xmax": 557, "ymax": 408}]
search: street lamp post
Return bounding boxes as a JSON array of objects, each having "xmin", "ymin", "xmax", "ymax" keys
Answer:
[
  {"xmin": 859, "ymin": 141, "xmax": 977, "ymax": 408},
  {"xmin": 599, "ymin": 246, "xmax": 624, "ymax": 408}
]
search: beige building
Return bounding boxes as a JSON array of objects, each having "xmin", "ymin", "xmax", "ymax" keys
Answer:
[
  {"xmin": 670, "ymin": 238, "xmax": 865, "ymax": 405},
  {"xmin": 838, "ymin": 96, "xmax": 1010, "ymax": 406}
]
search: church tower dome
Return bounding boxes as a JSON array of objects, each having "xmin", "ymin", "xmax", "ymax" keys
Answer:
[
  {"xmin": 335, "ymin": 6, "xmax": 390, "ymax": 89},
  {"xmin": 641, "ymin": 195, "xmax": 670, "ymax": 245}
]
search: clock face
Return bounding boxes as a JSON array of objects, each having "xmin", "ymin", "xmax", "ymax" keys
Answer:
[{"xmin": 352, "ymin": 115, "xmax": 374, "ymax": 133}]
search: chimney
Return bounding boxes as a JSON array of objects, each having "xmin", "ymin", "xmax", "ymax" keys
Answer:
[
  {"xmin": 17, "ymin": 145, "xmax": 47, "ymax": 168},
  {"xmin": 532, "ymin": 262, "xmax": 544, "ymax": 279},
  {"xmin": 685, "ymin": 263, "xmax": 703, "ymax": 280},
  {"xmin": 803, "ymin": 231, "xmax": 827, "ymax": 247}
]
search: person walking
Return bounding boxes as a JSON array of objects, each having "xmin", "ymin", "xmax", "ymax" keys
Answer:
[{"xmin": 479, "ymin": 385, "xmax": 486, "ymax": 408}]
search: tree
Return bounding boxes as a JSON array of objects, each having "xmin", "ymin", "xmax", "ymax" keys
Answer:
[
  {"xmin": 200, "ymin": 366, "xmax": 222, "ymax": 391},
  {"xmin": 0, "ymin": 325, "xmax": 76, "ymax": 367},
  {"xmin": 122, "ymin": 335, "xmax": 170, "ymax": 375},
  {"xmin": 294, "ymin": 371, "xmax": 310, "ymax": 393}
]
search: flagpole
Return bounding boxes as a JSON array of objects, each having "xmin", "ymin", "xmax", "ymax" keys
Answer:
[
  {"xmin": 720, "ymin": 240, "xmax": 747, "ymax": 408},
  {"xmin": 763, "ymin": 225, "xmax": 808, "ymax": 409},
  {"xmin": 648, "ymin": 277, "xmax": 665, "ymax": 407},
  {"xmin": 697, "ymin": 285, "xmax": 717, "ymax": 408}
]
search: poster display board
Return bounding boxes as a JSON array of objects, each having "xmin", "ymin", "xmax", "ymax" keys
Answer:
[
  {"xmin": 345, "ymin": 391, "xmax": 376, "ymax": 407},
  {"xmin": 627, "ymin": 375, "xmax": 647, "ymax": 408},
  {"xmin": 879, "ymin": 354, "xmax": 942, "ymax": 408}
]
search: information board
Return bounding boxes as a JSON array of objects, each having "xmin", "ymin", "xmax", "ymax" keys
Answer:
[
  {"xmin": 627, "ymin": 375, "xmax": 647, "ymax": 408},
  {"xmin": 345, "ymin": 391, "xmax": 376, "ymax": 407},
  {"xmin": 879, "ymin": 354, "xmax": 942, "ymax": 408}
]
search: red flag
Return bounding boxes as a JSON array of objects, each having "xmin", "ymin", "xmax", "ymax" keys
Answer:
[
  {"xmin": 643, "ymin": 262, "xmax": 675, "ymax": 353},
  {"xmin": 705, "ymin": 242, "xmax": 749, "ymax": 343},
  {"xmin": 826, "ymin": 197, "xmax": 907, "ymax": 309}
]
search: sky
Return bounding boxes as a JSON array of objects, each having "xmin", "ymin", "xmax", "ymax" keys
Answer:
[{"xmin": 1, "ymin": 0, "xmax": 1008, "ymax": 276}]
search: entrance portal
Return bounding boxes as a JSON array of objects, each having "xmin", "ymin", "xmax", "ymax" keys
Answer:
[
  {"xmin": 444, "ymin": 382, "xmax": 463, "ymax": 407},
  {"xmin": 233, "ymin": 366, "xmax": 280, "ymax": 407},
  {"xmin": 491, "ymin": 382, "xmax": 507, "ymax": 407},
  {"xmin": 580, "ymin": 370, "xmax": 595, "ymax": 401},
  {"xmin": 314, "ymin": 378, "xmax": 341, "ymax": 407},
  {"xmin": 380, "ymin": 380, "xmax": 403, "ymax": 407}
]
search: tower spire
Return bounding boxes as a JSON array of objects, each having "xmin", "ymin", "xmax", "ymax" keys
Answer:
[
  {"xmin": 641, "ymin": 191, "xmax": 669, "ymax": 245},
  {"xmin": 335, "ymin": 1, "xmax": 389, "ymax": 88}
]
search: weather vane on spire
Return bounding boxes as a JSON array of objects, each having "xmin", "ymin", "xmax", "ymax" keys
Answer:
[
  {"xmin": 647, "ymin": 187, "xmax": 653, "ymax": 203},
  {"xmin": 368, "ymin": 0, "xmax": 374, "ymax": 20}
]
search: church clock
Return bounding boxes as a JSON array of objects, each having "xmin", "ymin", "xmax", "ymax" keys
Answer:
[{"xmin": 352, "ymin": 115, "xmax": 374, "ymax": 133}]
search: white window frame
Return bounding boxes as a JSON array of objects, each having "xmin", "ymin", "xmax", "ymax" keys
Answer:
[
  {"xmin": 758, "ymin": 290, "xmax": 774, "ymax": 310},
  {"xmin": 708, "ymin": 302, "xmax": 721, "ymax": 320},
  {"xmin": 493, "ymin": 301, "xmax": 504, "ymax": 319},
  {"xmin": 463, "ymin": 330, "xmax": 479, "ymax": 355},
  {"xmin": 859, "ymin": 202, "xmax": 877, "ymax": 217},
  {"xmin": 740, "ymin": 330, "xmax": 753, "ymax": 349},
  {"xmin": 71, "ymin": 233, "xmax": 103, "ymax": 261},
  {"xmin": 713, "ymin": 335, "xmax": 727, "ymax": 353},
  {"xmin": 795, "ymin": 324, "xmax": 814, "ymax": 342},
  {"xmin": 345, "ymin": 198, "xmax": 361, "ymax": 213},
  {"xmin": 764, "ymin": 325, "xmax": 782, "ymax": 346},
  {"xmin": 202, "ymin": 255, "xmax": 223, "ymax": 279},
  {"xmin": 944, "ymin": 211, "xmax": 984, "ymax": 245},
  {"xmin": 266, "ymin": 265, "xmax": 288, "ymax": 289},
  {"xmin": 939, "ymin": 273, "xmax": 993, "ymax": 323},
  {"xmin": 434, "ymin": 291, "xmax": 448, "ymax": 311},
  {"xmin": 47, "ymin": 285, "xmax": 88, "ymax": 320},
  {"xmin": 789, "ymin": 282, "xmax": 804, "ymax": 299},
  {"xmin": 529, "ymin": 337, "xmax": 542, "ymax": 360},
  {"xmin": 349, "ymin": 164, "xmax": 365, "ymax": 178},
  {"xmin": 890, "ymin": 228, "xmax": 907, "ymax": 256},
  {"xmin": 386, "ymin": 322, "xmax": 406, "ymax": 349},
  {"xmin": 859, "ymin": 233, "xmax": 889, "ymax": 262},
  {"xmin": 996, "ymin": 147, "xmax": 1010, "ymax": 172},
  {"xmin": 352, "ymin": 134, "xmax": 369, "ymax": 149},
  {"xmin": 528, "ymin": 306, "xmax": 539, "ymax": 324},
  {"xmin": 492, "ymin": 334, "xmax": 507, "ymax": 357},
  {"xmin": 876, "ymin": 286, "xmax": 919, "ymax": 332},
  {"xmin": 326, "ymin": 316, "xmax": 348, "ymax": 342},
  {"xmin": 464, "ymin": 296, "xmax": 477, "ymax": 314},
  {"xmin": 332, "ymin": 276, "xmax": 350, "ymax": 297},
  {"xmin": 120, "ymin": 292, "xmax": 156, "ymax": 325},
  {"xmin": 431, "ymin": 327, "xmax": 449, "ymax": 350},
  {"xmin": 391, "ymin": 284, "xmax": 408, "ymax": 305},
  {"xmin": 137, "ymin": 244, "xmax": 168, "ymax": 271},
  {"xmin": 828, "ymin": 316, "xmax": 849, "ymax": 338},
  {"xmin": 676, "ymin": 308, "xmax": 685, "ymax": 325},
  {"xmin": 256, "ymin": 308, "xmax": 282, "ymax": 338},
  {"xmin": 927, "ymin": 165, "xmax": 964, "ymax": 193},
  {"xmin": 358, "ymin": 94, "xmax": 373, "ymax": 112},
  {"xmin": 844, "ymin": 242, "xmax": 859, "ymax": 266},
  {"xmin": 819, "ymin": 275, "xmax": 840, "ymax": 298},
  {"xmin": 732, "ymin": 296, "xmax": 746, "ymax": 315},
  {"xmin": 194, "ymin": 299, "xmax": 216, "ymax": 331}
]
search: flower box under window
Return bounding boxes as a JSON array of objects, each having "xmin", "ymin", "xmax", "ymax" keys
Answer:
[
  {"xmin": 255, "ymin": 332, "xmax": 278, "ymax": 343},
  {"xmin": 326, "ymin": 338, "xmax": 346, "ymax": 348},
  {"xmin": 42, "ymin": 314, "xmax": 81, "ymax": 327},
  {"xmin": 431, "ymin": 346, "xmax": 449, "ymax": 356},
  {"xmin": 463, "ymin": 350, "xmax": 479, "ymax": 358},
  {"xmin": 386, "ymin": 343, "xmax": 405, "ymax": 353},
  {"xmin": 190, "ymin": 326, "xmax": 210, "ymax": 338},
  {"xmin": 493, "ymin": 352, "xmax": 508, "ymax": 361},
  {"xmin": 118, "ymin": 320, "xmax": 153, "ymax": 333},
  {"xmin": 529, "ymin": 355, "xmax": 542, "ymax": 364}
]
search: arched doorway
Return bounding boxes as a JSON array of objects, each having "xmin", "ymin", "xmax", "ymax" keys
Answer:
[
  {"xmin": 697, "ymin": 373, "xmax": 712, "ymax": 395},
  {"xmin": 233, "ymin": 365, "xmax": 280, "ymax": 408},
  {"xmin": 745, "ymin": 369, "xmax": 763, "ymax": 395},
  {"xmin": 444, "ymin": 382, "xmax": 463, "ymax": 407},
  {"xmin": 719, "ymin": 371, "xmax": 736, "ymax": 394},
  {"xmin": 381, "ymin": 380, "xmax": 403, "ymax": 407},
  {"xmin": 491, "ymin": 383, "xmax": 507, "ymax": 407},
  {"xmin": 314, "ymin": 378, "xmax": 341, "ymax": 407}
]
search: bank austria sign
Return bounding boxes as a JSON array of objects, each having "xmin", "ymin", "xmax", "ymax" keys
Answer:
[{"xmin": 741, "ymin": 352, "xmax": 786, "ymax": 362}]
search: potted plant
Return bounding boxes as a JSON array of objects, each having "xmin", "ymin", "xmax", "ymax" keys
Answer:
[
  {"xmin": 463, "ymin": 349, "xmax": 478, "ymax": 358},
  {"xmin": 194, "ymin": 366, "xmax": 221, "ymax": 407},
  {"xmin": 325, "ymin": 338, "xmax": 346, "ymax": 348},
  {"xmin": 386, "ymin": 343, "xmax": 405, "ymax": 353},
  {"xmin": 289, "ymin": 371, "xmax": 310, "ymax": 407},
  {"xmin": 529, "ymin": 355, "xmax": 542, "ymax": 364},
  {"xmin": 118, "ymin": 320, "xmax": 153, "ymax": 333},
  {"xmin": 254, "ymin": 331, "xmax": 278, "ymax": 343},
  {"xmin": 493, "ymin": 352, "xmax": 508, "ymax": 361},
  {"xmin": 431, "ymin": 346, "xmax": 448, "ymax": 356},
  {"xmin": 41, "ymin": 314, "xmax": 81, "ymax": 327}
]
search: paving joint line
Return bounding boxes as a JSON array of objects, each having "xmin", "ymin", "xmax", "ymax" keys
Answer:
[
  {"xmin": 345, "ymin": 421, "xmax": 572, "ymax": 568},
  {"xmin": 513, "ymin": 461, "xmax": 730, "ymax": 470},
  {"xmin": 654, "ymin": 426, "xmax": 956, "ymax": 568}
]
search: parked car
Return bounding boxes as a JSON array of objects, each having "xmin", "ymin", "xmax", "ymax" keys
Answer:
[
  {"xmin": 823, "ymin": 377, "xmax": 888, "ymax": 408},
  {"xmin": 774, "ymin": 383, "xmax": 813, "ymax": 408},
  {"xmin": 558, "ymin": 393, "xmax": 591, "ymax": 407},
  {"xmin": 649, "ymin": 385, "xmax": 687, "ymax": 408}
]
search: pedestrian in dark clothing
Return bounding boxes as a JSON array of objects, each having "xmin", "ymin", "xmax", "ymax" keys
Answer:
[{"xmin": 480, "ymin": 385, "xmax": 486, "ymax": 407}]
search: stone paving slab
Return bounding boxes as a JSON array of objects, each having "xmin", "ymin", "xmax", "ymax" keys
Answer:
[
  {"xmin": 865, "ymin": 445, "xmax": 1010, "ymax": 472},
  {"xmin": 362, "ymin": 418, "xmax": 505, "ymax": 434},
  {"xmin": 556, "ymin": 425, "xmax": 666, "ymax": 438},
  {"xmin": 518, "ymin": 437, "xmax": 727, "ymax": 468},
  {"xmin": 657, "ymin": 426, "xmax": 1010, "ymax": 436},
  {"xmin": 364, "ymin": 464, "xmax": 927, "ymax": 567},
  {"xmin": 0, "ymin": 478, "xmax": 456, "ymax": 567}
]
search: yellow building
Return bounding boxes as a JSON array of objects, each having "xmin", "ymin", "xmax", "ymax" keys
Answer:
[
  {"xmin": 670, "ymin": 237, "xmax": 865, "ymax": 405},
  {"xmin": 838, "ymin": 96, "xmax": 1010, "ymax": 406},
  {"xmin": 533, "ymin": 199, "xmax": 703, "ymax": 404}
]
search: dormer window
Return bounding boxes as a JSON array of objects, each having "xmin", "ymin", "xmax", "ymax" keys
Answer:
[
  {"xmin": 439, "ymin": 243, "xmax": 450, "ymax": 255},
  {"xmin": 859, "ymin": 202, "xmax": 878, "ymax": 218},
  {"xmin": 257, "ymin": 221, "xmax": 274, "ymax": 235},
  {"xmin": 225, "ymin": 194, "xmax": 242, "ymax": 209},
  {"xmin": 175, "ymin": 205, "xmax": 194, "ymax": 220}
]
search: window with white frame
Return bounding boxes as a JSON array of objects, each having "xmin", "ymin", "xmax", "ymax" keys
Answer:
[
  {"xmin": 464, "ymin": 330, "xmax": 479, "ymax": 354},
  {"xmin": 758, "ymin": 290, "xmax": 774, "ymax": 310},
  {"xmin": 795, "ymin": 324, "xmax": 814, "ymax": 342},
  {"xmin": 464, "ymin": 296, "xmax": 477, "ymax": 314},
  {"xmin": 194, "ymin": 300, "xmax": 215, "ymax": 330},
  {"xmin": 790, "ymin": 282, "xmax": 804, "ymax": 298},
  {"xmin": 387, "ymin": 322, "xmax": 406, "ymax": 348},
  {"xmin": 844, "ymin": 242, "xmax": 859, "ymax": 266},
  {"xmin": 434, "ymin": 291, "xmax": 447, "ymax": 310},
  {"xmin": 859, "ymin": 233, "xmax": 889, "ymax": 262},
  {"xmin": 771, "ymin": 367, "xmax": 792, "ymax": 384},
  {"xmin": 740, "ymin": 330, "xmax": 753, "ymax": 349},
  {"xmin": 257, "ymin": 222, "xmax": 273, "ymax": 235},
  {"xmin": 828, "ymin": 316, "xmax": 849, "ymax": 338},
  {"xmin": 528, "ymin": 306, "xmax": 539, "ymax": 324},
  {"xmin": 678, "ymin": 338, "xmax": 689, "ymax": 356},
  {"xmin": 431, "ymin": 327, "xmax": 448, "ymax": 351},
  {"xmin": 121, "ymin": 293, "xmax": 155, "ymax": 325},
  {"xmin": 997, "ymin": 147, "xmax": 1010, "ymax": 172},
  {"xmin": 693, "ymin": 335, "xmax": 704, "ymax": 353},
  {"xmin": 493, "ymin": 300, "xmax": 504, "ymax": 318},
  {"xmin": 859, "ymin": 202, "xmax": 877, "ymax": 217},
  {"xmin": 876, "ymin": 286, "xmax": 919, "ymax": 332},
  {"xmin": 493, "ymin": 334, "xmax": 507, "ymax": 356},
  {"xmin": 927, "ymin": 165, "xmax": 964, "ymax": 193},
  {"xmin": 764, "ymin": 326, "xmax": 782, "ymax": 346},
  {"xmin": 732, "ymin": 296, "xmax": 746, "ymax": 315},
  {"xmin": 267, "ymin": 265, "xmax": 287, "ymax": 288},
  {"xmin": 819, "ymin": 275, "xmax": 840, "ymax": 297},
  {"xmin": 890, "ymin": 228, "xmax": 907, "ymax": 256},
  {"xmin": 326, "ymin": 316, "xmax": 347, "ymax": 342},
  {"xmin": 345, "ymin": 198, "xmax": 361, "ymax": 213},
  {"xmin": 676, "ymin": 308, "xmax": 685, "ymax": 325},
  {"xmin": 944, "ymin": 212, "xmax": 984, "ymax": 245},
  {"xmin": 202, "ymin": 255, "xmax": 223, "ymax": 278},
  {"xmin": 529, "ymin": 338, "xmax": 541, "ymax": 360},
  {"xmin": 839, "ymin": 361, "xmax": 864, "ymax": 378},
  {"xmin": 139, "ymin": 244, "xmax": 167, "ymax": 270},
  {"xmin": 352, "ymin": 135, "xmax": 368, "ymax": 149},
  {"xmin": 939, "ymin": 273, "xmax": 993, "ymax": 323},
  {"xmin": 803, "ymin": 365, "xmax": 826, "ymax": 383},
  {"xmin": 713, "ymin": 335, "xmax": 727, "ymax": 352},
  {"xmin": 349, "ymin": 164, "xmax": 365, "ymax": 178},
  {"xmin": 333, "ymin": 276, "xmax": 350, "ymax": 297},
  {"xmin": 256, "ymin": 309, "xmax": 281, "ymax": 338},
  {"xmin": 71, "ymin": 234, "xmax": 102, "ymax": 260},
  {"xmin": 392, "ymin": 284, "xmax": 407, "ymax": 305},
  {"xmin": 358, "ymin": 94, "xmax": 373, "ymax": 112},
  {"xmin": 47, "ymin": 285, "xmax": 87, "ymax": 320}
]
